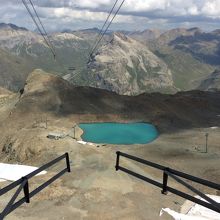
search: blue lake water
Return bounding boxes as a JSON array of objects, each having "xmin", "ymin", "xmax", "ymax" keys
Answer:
[{"xmin": 79, "ymin": 122, "xmax": 159, "ymax": 145}]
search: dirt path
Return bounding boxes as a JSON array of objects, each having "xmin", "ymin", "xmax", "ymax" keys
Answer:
[{"xmin": 2, "ymin": 127, "xmax": 219, "ymax": 220}]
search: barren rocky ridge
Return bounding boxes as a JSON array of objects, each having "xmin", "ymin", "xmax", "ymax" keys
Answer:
[
  {"xmin": 0, "ymin": 70, "xmax": 219, "ymax": 219},
  {"xmin": 1, "ymin": 23, "xmax": 220, "ymax": 95}
]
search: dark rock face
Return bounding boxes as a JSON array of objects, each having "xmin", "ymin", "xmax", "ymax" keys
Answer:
[{"xmin": 16, "ymin": 70, "xmax": 220, "ymax": 132}]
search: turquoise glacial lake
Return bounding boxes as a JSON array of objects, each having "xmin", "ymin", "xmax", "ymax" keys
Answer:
[{"xmin": 79, "ymin": 122, "xmax": 158, "ymax": 145}]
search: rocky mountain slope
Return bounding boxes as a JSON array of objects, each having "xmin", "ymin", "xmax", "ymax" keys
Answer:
[
  {"xmin": 86, "ymin": 33, "xmax": 177, "ymax": 95},
  {"xmin": 0, "ymin": 23, "xmax": 177, "ymax": 95},
  {"xmin": 0, "ymin": 47, "xmax": 33, "ymax": 91},
  {"xmin": 0, "ymin": 23, "xmax": 91, "ymax": 91},
  {"xmin": 1, "ymin": 69, "xmax": 220, "ymax": 161},
  {"xmin": 147, "ymin": 28, "xmax": 215, "ymax": 90},
  {"xmin": 167, "ymin": 29, "xmax": 220, "ymax": 66},
  {"xmin": 198, "ymin": 69, "xmax": 220, "ymax": 91},
  {"xmin": 1, "ymin": 69, "xmax": 220, "ymax": 220},
  {"xmin": 128, "ymin": 29, "xmax": 163, "ymax": 44},
  {"xmin": 0, "ymin": 87, "xmax": 13, "ymax": 96},
  {"xmin": 156, "ymin": 27, "xmax": 203, "ymax": 45},
  {"xmin": 1, "ymin": 23, "xmax": 220, "ymax": 94}
]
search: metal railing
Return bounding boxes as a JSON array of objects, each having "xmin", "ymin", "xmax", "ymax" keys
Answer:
[
  {"xmin": 0, "ymin": 152, "xmax": 71, "ymax": 219},
  {"xmin": 115, "ymin": 151, "xmax": 220, "ymax": 213}
]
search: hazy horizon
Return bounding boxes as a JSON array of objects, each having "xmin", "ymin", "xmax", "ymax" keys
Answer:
[
  {"xmin": 2, "ymin": 22, "xmax": 220, "ymax": 34},
  {"xmin": 1, "ymin": 1, "xmax": 220, "ymax": 32}
]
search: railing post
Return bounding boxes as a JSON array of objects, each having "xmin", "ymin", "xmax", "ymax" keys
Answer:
[
  {"xmin": 115, "ymin": 151, "xmax": 120, "ymax": 171},
  {"xmin": 65, "ymin": 152, "xmax": 71, "ymax": 172},
  {"xmin": 161, "ymin": 168, "xmax": 169, "ymax": 195},
  {"xmin": 22, "ymin": 177, "xmax": 30, "ymax": 203}
]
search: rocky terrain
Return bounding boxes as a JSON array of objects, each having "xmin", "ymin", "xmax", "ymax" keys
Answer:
[
  {"xmin": 198, "ymin": 69, "xmax": 220, "ymax": 91},
  {"xmin": 0, "ymin": 21, "xmax": 220, "ymax": 220},
  {"xmin": 1, "ymin": 69, "xmax": 220, "ymax": 161},
  {"xmin": 87, "ymin": 33, "xmax": 176, "ymax": 95},
  {"xmin": 128, "ymin": 29, "xmax": 163, "ymax": 44},
  {"xmin": 0, "ymin": 47, "xmax": 33, "ymax": 91},
  {"xmin": 1, "ymin": 23, "xmax": 220, "ymax": 95},
  {"xmin": 0, "ymin": 69, "xmax": 219, "ymax": 219},
  {"xmin": 0, "ymin": 23, "xmax": 91, "ymax": 91},
  {"xmin": 147, "ymin": 28, "xmax": 215, "ymax": 90}
]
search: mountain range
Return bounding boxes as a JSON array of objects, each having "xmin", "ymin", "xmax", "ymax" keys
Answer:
[{"xmin": 0, "ymin": 23, "xmax": 219, "ymax": 95}]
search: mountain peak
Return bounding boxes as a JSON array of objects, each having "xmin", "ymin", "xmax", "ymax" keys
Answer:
[
  {"xmin": 111, "ymin": 32, "xmax": 132, "ymax": 43},
  {"xmin": 87, "ymin": 33, "xmax": 175, "ymax": 95},
  {"xmin": 0, "ymin": 23, "xmax": 28, "ymax": 31},
  {"xmin": 211, "ymin": 29, "xmax": 220, "ymax": 35},
  {"xmin": 187, "ymin": 27, "xmax": 202, "ymax": 34},
  {"xmin": 78, "ymin": 27, "xmax": 101, "ymax": 33}
]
